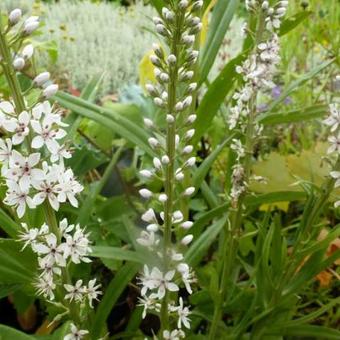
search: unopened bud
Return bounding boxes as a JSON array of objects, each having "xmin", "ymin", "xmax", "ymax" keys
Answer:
[
  {"xmin": 154, "ymin": 97, "xmax": 164, "ymax": 107},
  {"xmin": 144, "ymin": 118, "xmax": 154, "ymax": 128},
  {"xmin": 181, "ymin": 221, "xmax": 193, "ymax": 229},
  {"xmin": 13, "ymin": 57, "xmax": 25, "ymax": 70},
  {"xmin": 166, "ymin": 114, "xmax": 175, "ymax": 123},
  {"xmin": 150, "ymin": 55, "xmax": 161, "ymax": 66},
  {"xmin": 183, "ymin": 145, "xmax": 193, "ymax": 154},
  {"xmin": 162, "ymin": 155, "xmax": 170, "ymax": 164},
  {"xmin": 186, "ymin": 157, "xmax": 196, "ymax": 167},
  {"xmin": 148, "ymin": 137, "xmax": 159, "ymax": 148},
  {"xmin": 175, "ymin": 101, "xmax": 184, "ymax": 112},
  {"xmin": 181, "ymin": 234, "xmax": 193, "ymax": 245},
  {"xmin": 167, "ymin": 54, "xmax": 177, "ymax": 65},
  {"xmin": 140, "ymin": 169, "xmax": 153, "ymax": 178},
  {"xmin": 9, "ymin": 8, "xmax": 22, "ymax": 25},
  {"xmin": 33, "ymin": 72, "xmax": 50, "ymax": 86},
  {"xmin": 179, "ymin": 0, "xmax": 189, "ymax": 9},
  {"xmin": 146, "ymin": 84, "xmax": 157, "ymax": 96},
  {"xmin": 139, "ymin": 189, "xmax": 153, "ymax": 199},
  {"xmin": 22, "ymin": 44, "xmax": 34, "ymax": 59},
  {"xmin": 23, "ymin": 17, "xmax": 39, "ymax": 34},
  {"xmin": 156, "ymin": 24, "xmax": 167, "ymax": 36},
  {"xmin": 158, "ymin": 194, "xmax": 168, "ymax": 202},
  {"xmin": 153, "ymin": 157, "xmax": 162, "ymax": 170},
  {"xmin": 185, "ymin": 129, "xmax": 195, "ymax": 139},
  {"xmin": 42, "ymin": 84, "xmax": 58, "ymax": 98},
  {"xmin": 175, "ymin": 171, "xmax": 185, "ymax": 181},
  {"xmin": 187, "ymin": 114, "xmax": 197, "ymax": 123},
  {"xmin": 184, "ymin": 187, "xmax": 195, "ymax": 196}
]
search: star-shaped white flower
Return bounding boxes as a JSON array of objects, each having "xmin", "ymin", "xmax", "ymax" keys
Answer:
[{"xmin": 64, "ymin": 324, "xmax": 89, "ymax": 340}]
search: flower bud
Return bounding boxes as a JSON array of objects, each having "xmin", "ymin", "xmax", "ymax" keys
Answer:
[
  {"xmin": 153, "ymin": 17, "xmax": 163, "ymax": 25},
  {"xmin": 182, "ymin": 34, "xmax": 195, "ymax": 46},
  {"xmin": 139, "ymin": 189, "xmax": 153, "ymax": 199},
  {"xmin": 43, "ymin": 84, "xmax": 58, "ymax": 98},
  {"xmin": 22, "ymin": 44, "xmax": 34, "ymax": 59},
  {"xmin": 13, "ymin": 57, "xmax": 25, "ymax": 70},
  {"xmin": 175, "ymin": 171, "xmax": 185, "ymax": 181},
  {"xmin": 179, "ymin": 0, "xmax": 189, "ymax": 9},
  {"xmin": 183, "ymin": 145, "xmax": 193, "ymax": 154},
  {"xmin": 153, "ymin": 43, "xmax": 164, "ymax": 58},
  {"xmin": 153, "ymin": 157, "xmax": 162, "ymax": 170},
  {"xmin": 161, "ymin": 91, "xmax": 168, "ymax": 101},
  {"xmin": 142, "ymin": 208, "xmax": 156, "ymax": 223},
  {"xmin": 181, "ymin": 234, "xmax": 193, "ymax": 245},
  {"xmin": 140, "ymin": 169, "xmax": 153, "ymax": 178},
  {"xmin": 147, "ymin": 224, "xmax": 159, "ymax": 232},
  {"xmin": 262, "ymin": 1, "xmax": 269, "ymax": 9},
  {"xmin": 160, "ymin": 73, "xmax": 169, "ymax": 83},
  {"xmin": 184, "ymin": 187, "xmax": 195, "ymax": 196},
  {"xmin": 33, "ymin": 72, "xmax": 50, "ymax": 86},
  {"xmin": 279, "ymin": 1, "xmax": 289, "ymax": 7},
  {"xmin": 148, "ymin": 137, "xmax": 159, "ymax": 148},
  {"xmin": 185, "ymin": 129, "xmax": 195, "ymax": 139},
  {"xmin": 162, "ymin": 155, "xmax": 170, "ymax": 164},
  {"xmin": 154, "ymin": 97, "xmax": 163, "ymax": 107},
  {"xmin": 188, "ymin": 83, "xmax": 197, "ymax": 93},
  {"xmin": 156, "ymin": 24, "xmax": 168, "ymax": 36},
  {"xmin": 187, "ymin": 114, "xmax": 197, "ymax": 123},
  {"xmin": 166, "ymin": 114, "xmax": 175, "ymax": 123},
  {"xmin": 180, "ymin": 71, "xmax": 194, "ymax": 81},
  {"xmin": 173, "ymin": 210, "xmax": 184, "ymax": 223},
  {"xmin": 190, "ymin": 23, "xmax": 203, "ymax": 34},
  {"xmin": 9, "ymin": 8, "xmax": 22, "ymax": 25},
  {"xmin": 144, "ymin": 118, "xmax": 154, "ymax": 128},
  {"xmin": 167, "ymin": 54, "xmax": 177, "ymax": 65},
  {"xmin": 159, "ymin": 194, "xmax": 168, "ymax": 202},
  {"xmin": 23, "ymin": 18, "xmax": 39, "ymax": 35},
  {"xmin": 276, "ymin": 7, "xmax": 286, "ymax": 15},
  {"xmin": 181, "ymin": 221, "xmax": 193, "ymax": 229},
  {"xmin": 183, "ymin": 96, "xmax": 193, "ymax": 108},
  {"xmin": 150, "ymin": 55, "xmax": 161, "ymax": 66},
  {"xmin": 186, "ymin": 157, "xmax": 196, "ymax": 167},
  {"xmin": 175, "ymin": 101, "xmax": 184, "ymax": 112},
  {"xmin": 146, "ymin": 84, "xmax": 157, "ymax": 96},
  {"xmin": 192, "ymin": 1, "xmax": 203, "ymax": 10}
]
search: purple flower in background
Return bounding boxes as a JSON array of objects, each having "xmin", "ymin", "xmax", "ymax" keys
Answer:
[{"xmin": 271, "ymin": 85, "xmax": 292, "ymax": 105}]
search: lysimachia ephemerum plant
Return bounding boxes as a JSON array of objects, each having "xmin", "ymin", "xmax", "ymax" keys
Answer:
[
  {"xmin": 136, "ymin": 0, "xmax": 203, "ymax": 338},
  {"xmin": 209, "ymin": 0, "xmax": 288, "ymax": 338},
  {"xmin": 0, "ymin": 9, "xmax": 100, "ymax": 339}
]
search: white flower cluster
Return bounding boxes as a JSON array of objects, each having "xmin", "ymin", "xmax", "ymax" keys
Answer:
[
  {"xmin": 137, "ymin": 0, "xmax": 202, "ymax": 337},
  {"xmin": 324, "ymin": 103, "xmax": 340, "ymax": 207},
  {"xmin": 228, "ymin": 0, "xmax": 288, "ymax": 204},
  {"xmin": 18, "ymin": 219, "xmax": 98, "ymax": 301},
  {"xmin": 0, "ymin": 11, "xmax": 83, "ymax": 219}
]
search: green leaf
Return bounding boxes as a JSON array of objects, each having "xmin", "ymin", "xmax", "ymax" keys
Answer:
[
  {"xmin": 149, "ymin": 0, "xmax": 165, "ymax": 15},
  {"xmin": 279, "ymin": 11, "xmax": 313, "ymax": 36},
  {"xmin": 53, "ymin": 92, "xmax": 155, "ymax": 157},
  {"xmin": 0, "ymin": 239, "xmax": 36, "ymax": 284},
  {"xmin": 0, "ymin": 207, "xmax": 19, "ymax": 238},
  {"xmin": 91, "ymin": 246, "xmax": 149, "ymax": 264},
  {"xmin": 0, "ymin": 325, "xmax": 35, "ymax": 339},
  {"xmin": 199, "ymin": 0, "xmax": 240, "ymax": 84},
  {"xmin": 194, "ymin": 54, "xmax": 245, "ymax": 143},
  {"xmin": 258, "ymin": 104, "xmax": 328, "ymax": 125},
  {"xmin": 271, "ymin": 325, "xmax": 340, "ymax": 339},
  {"xmin": 266, "ymin": 59, "xmax": 334, "ymax": 112},
  {"xmin": 91, "ymin": 262, "xmax": 140, "ymax": 339},
  {"xmin": 185, "ymin": 216, "xmax": 227, "ymax": 266},
  {"xmin": 76, "ymin": 146, "xmax": 123, "ymax": 226},
  {"xmin": 0, "ymin": 283, "xmax": 22, "ymax": 299},
  {"xmin": 193, "ymin": 135, "xmax": 235, "ymax": 190}
]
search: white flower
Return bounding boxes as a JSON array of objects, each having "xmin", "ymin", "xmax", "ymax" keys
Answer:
[
  {"xmin": 0, "ymin": 102, "xmax": 17, "ymax": 132},
  {"xmin": 38, "ymin": 257, "xmax": 62, "ymax": 279},
  {"xmin": 6, "ymin": 151, "xmax": 44, "ymax": 191},
  {"xmin": 141, "ymin": 208, "xmax": 157, "ymax": 223},
  {"xmin": 43, "ymin": 84, "xmax": 59, "ymax": 98},
  {"xmin": 137, "ymin": 230, "xmax": 158, "ymax": 247},
  {"xmin": 64, "ymin": 324, "xmax": 89, "ymax": 340},
  {"xmin": 12, "ymin": 111, "xmax": 30, "ymax": 145},
  {"xmin": 175, "ymin": 297, "xmax": 191, "ymax": 329},
  {"xmin": 55, "ymin": 168, "xmax": 83, "ymax": 208},
  {"xmin": 85, "ymin": 279, "xmax": 102, "ymax": 308},
  {"xmin": 31, "ymin": 115, "xmax": 66, "ymax": 153},
  {"xmin": 138, "ymin": 295, "xmax": 160, "ymax": 318},
  {"xmin": 64, "ymin": 280, "xmax": 85, "ymax": 302},
  {"xmin": 163, "ymin": 329, "xmax": 185, "ymax": 340},
  {"xmin": 18, "ymin": 223, "xmax": 40, "ymax": 250},
  {"xmin": 34, "ymin": 275, "xmax": 56, "ymax": 300},
  {"xmin": 59, "ymin": 225, "xmax": 92, "ymax": 264},
  {"xmin": 4, "ymin": 180, "xmax": 35, "ymax": 218},
  {"xmin": 0, "ymin": 138, "xmax": 12, "ymax": 174},
  {"xmin": 33, "ymin": 233, "xmax": 66, "ymax": 267},
  {"xmin": 177, "ymin": 263, "xmax": 195, "ymax": 294},
  {"xmin": 330, "ymin": 171, "xmax": 340, "ymax": 188},
  {"xmin": 149, "ymin": 268, "xmax": 179, "ymax": 299},
  {"xmin": 324, "ymin": 104, "xmax": 340, "ymax": 132},
  {"xmin": 327, "ymin": 134, "xmax": 340, "ymax": 154}
]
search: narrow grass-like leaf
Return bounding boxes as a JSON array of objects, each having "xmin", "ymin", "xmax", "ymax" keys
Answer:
[
  {"xmin": 91, "ymin": 246, "xmax": 149, "ymax": 264},
  {"xmin": 54, "ymin": 92, "xmax": 155, "ymax": 156},
  {"xmin": 0, "ymin": 207, "xmax": 19, "ymax": 238},
  {"xmin": 76, "ymin": 146, "xmax": 123, "ymax": 226},
  {"xmin": 91, "ymin": 262, "xmax": 140, "ymax": 338},
  {"xmin": 271, "ymin": 325, "xmax": 340, "ymax": 339},
  {"xmin": 258, "ymin": 104, "xmax": 328, "ymax": 125},
  {"xmin": 279, "ymin": 11, "xmax": 313, "ymax": 36},
  {"xmin": 0, "ymin": 325, "xmax": 35, "ymax": 339},
  {"xmin": 199, "ymin": 0, "xmax": 240, "ymax": 83},
  {"xmin": 266, "ymin": 60, "xmax": 334, "ymax": 112},
  {"xmin": 185, "ymin": 216, "xmax": 227, "ymax": 266},
  {"xmin": 194, "ymin": 54, "xmax": 245, "ymax": 143}
]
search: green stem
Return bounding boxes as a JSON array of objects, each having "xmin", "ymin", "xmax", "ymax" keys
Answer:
[
  {"xmin": 208, "ymin": 9, "xmax": 266, "ymax": 339},
  {"xmin": 160, "ymin": 7, "xmax": 185, "ymax": 334}
]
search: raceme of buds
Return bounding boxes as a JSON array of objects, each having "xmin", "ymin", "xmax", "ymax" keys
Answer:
[{"xmin": 137, "ymin": 0, "xmax": 202, "ymax": 336}]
